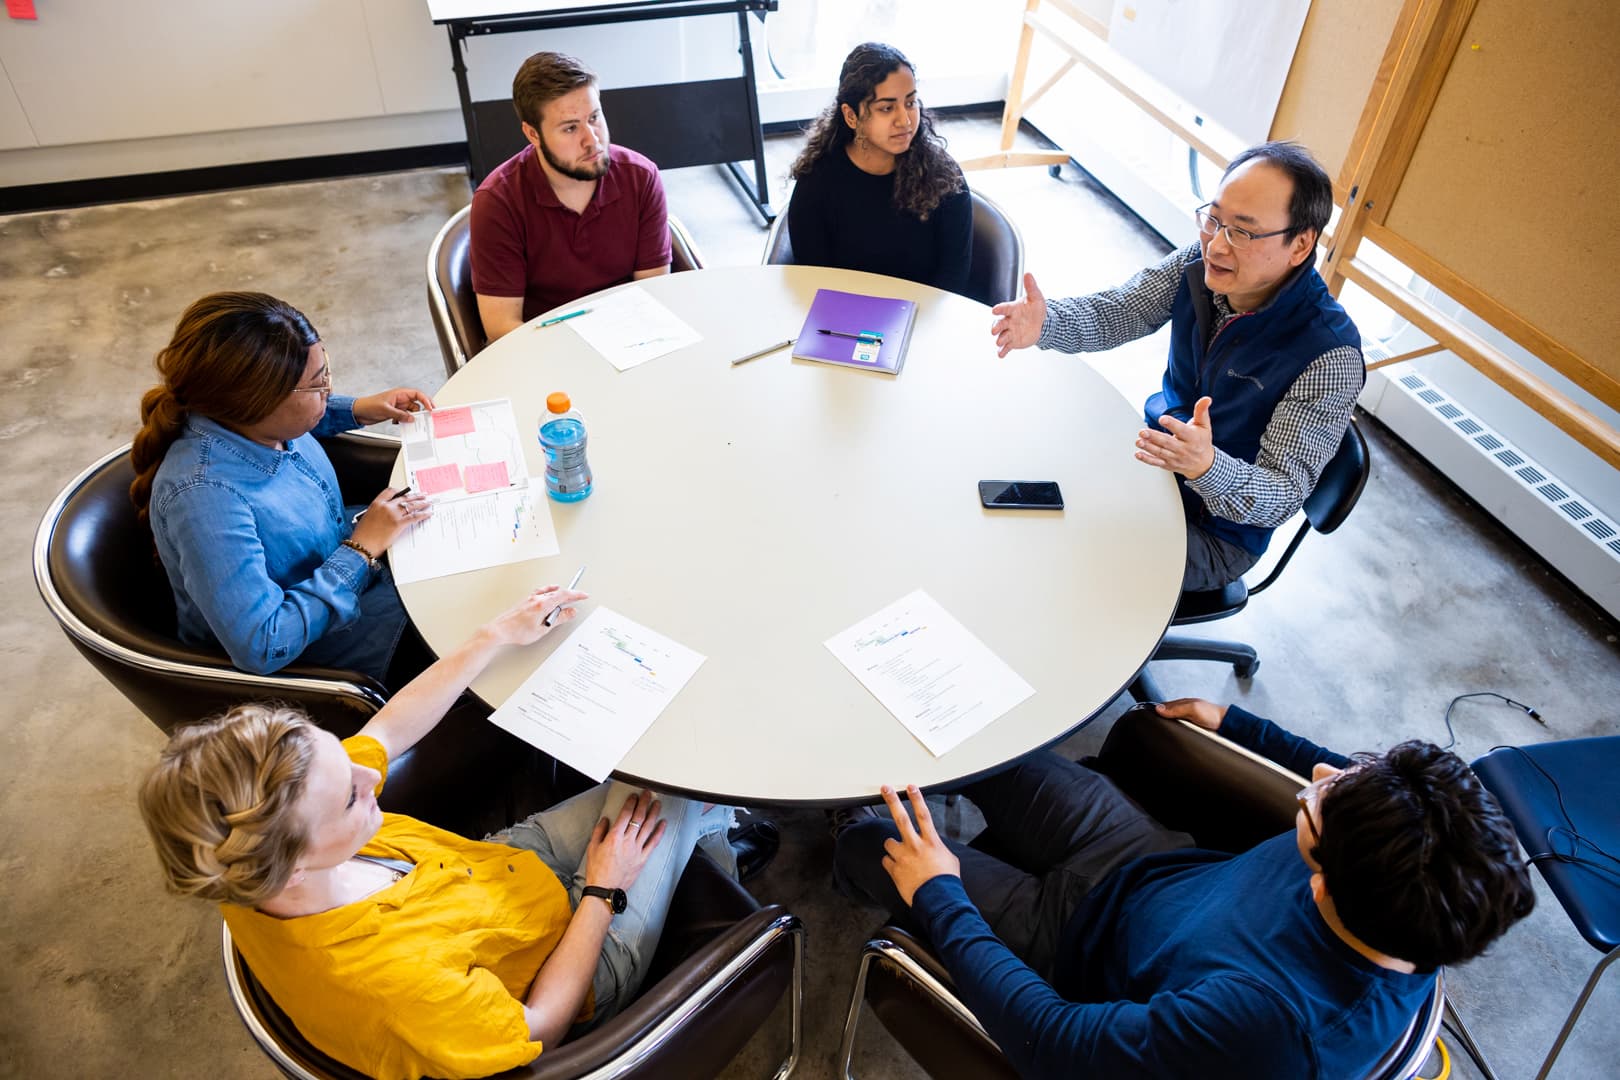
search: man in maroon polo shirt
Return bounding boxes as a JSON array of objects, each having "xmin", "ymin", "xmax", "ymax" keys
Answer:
[{"xmin": 470, "ymin": 51, "xmax": 672, "ymax": 342}]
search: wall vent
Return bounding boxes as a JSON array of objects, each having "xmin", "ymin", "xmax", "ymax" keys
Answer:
[{"xmin": 1386, "ymin": 373, "xmax": 1620, "ymax": 569}]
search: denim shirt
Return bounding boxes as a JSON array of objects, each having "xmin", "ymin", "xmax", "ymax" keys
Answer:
[{"xmin": 150, "ymin": 396, "xmax": 375, "ymax": 674}]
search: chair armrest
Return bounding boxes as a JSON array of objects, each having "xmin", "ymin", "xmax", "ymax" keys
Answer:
[
  {"xmin": 1091, "ymin": 703, "xmax": 1303, "ymax": 852},
  {"xmin": 508, "ymin": 906, "xmax": 802, "ymax": 1080},
  {"xmin": 317, "ymin": 430, "xmax": 401, "ymax": 506}
]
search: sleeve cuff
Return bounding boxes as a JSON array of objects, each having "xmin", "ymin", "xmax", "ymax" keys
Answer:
[
  {"xmin": 1219, "ymin": 705, "xmax": 1267, "ymax": 747},
  {"xmin": 912, "ymin": 874, "xmax": 976, "ymax": 926},
  {"xmin": 1186, "ymin": 447, "xmax": 1240, "ymax": 496},
  {"xmin": 1035, "ymin": 300, "xmax": 1063, "ymax": 350},
  {"xmin": 321, "ymin": 396, "xmax": 359, "ymax": 432}
]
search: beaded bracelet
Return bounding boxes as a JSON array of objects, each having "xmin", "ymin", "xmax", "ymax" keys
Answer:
[{"xmin": 341, "ymin": 538, "xmax": 380, "ymax": 570}]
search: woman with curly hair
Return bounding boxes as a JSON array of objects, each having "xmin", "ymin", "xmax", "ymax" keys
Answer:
[
  {"xmin": 131, "ymin": 291, "xmax": 436, "ymax": 685},
  {"xmin": 787, "ymin": 42, "xmax": 972, "ymax": 295}
]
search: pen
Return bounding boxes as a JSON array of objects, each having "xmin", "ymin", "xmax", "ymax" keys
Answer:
[
  {"xmin": 543, "ymin": 564, "xmax": 587, "ymax": 626},
  {"xmin": 540, "ymin": 308, "xmax": 589, "ymax": 327},
  {"xmin": 351, "ymin": 486, "xmax": 413, "ymax": 524},
  {"xmin": 731, "ymin": 338, "xmax": 794, "ymax": 365},
  {"xmin": 817, "ymin": 328, "xmax": 883, "ymax": 342}
]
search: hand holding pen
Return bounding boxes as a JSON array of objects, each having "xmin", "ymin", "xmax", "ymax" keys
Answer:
[
  {"xmin": 543, "ymin": 565, "xmax": 588, "ymax": 627},
  {"xmin": 350, "ymin": 486, "xmax": 432, "ymax": 555}
]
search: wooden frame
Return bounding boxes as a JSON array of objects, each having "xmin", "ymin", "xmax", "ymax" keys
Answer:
[{"xmin": 971, "ymin": 0, "xmax": 1620, "ymax": 468}]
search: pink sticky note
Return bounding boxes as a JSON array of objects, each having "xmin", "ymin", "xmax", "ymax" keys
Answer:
[
  {"xmin": 414, "ymin": 463, "xmax": 463, "ymax": 495},
  {"xmin": 6, "ymin": 0, "xmax": 38, "ymax": 19},
  {"xmin": 432, "ymin": 407, "xmax": 476, "ymax": 439},
  {"xmin": 464, "ymin": 461, "xmax": 511, "ymax": 493}
]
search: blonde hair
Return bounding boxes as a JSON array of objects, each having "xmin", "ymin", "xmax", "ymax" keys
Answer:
[{"xmin": 138, "ymin": 704, "xmax": 319, "ymax": 906}]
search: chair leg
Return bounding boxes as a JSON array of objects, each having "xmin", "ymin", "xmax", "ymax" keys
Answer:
[
  {"xmin": 1128, "ymin": 667, "xmax": 1165, "ymax": 704},
  {"xmin": 836, "ymin": 948, "xmax": 879, "ymax": 1080},
  {"xmin": 1153, "ymin": 634, "xmax": 1260, "ymax": 679},
  {"xmin": 1441, "ymin": 995, "xmax": 1500, "ymax": 1080},
  {"xmin": 1532, "ymin": 945, "xmax": 1620, "ymax": 1080},
  {"xmin": 771, "ymin": 920, "xmax": 806, "ymax": 1080}
]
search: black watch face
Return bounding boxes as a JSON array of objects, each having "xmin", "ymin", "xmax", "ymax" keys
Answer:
[{"xmin": 608, "ymin": 888, "xmax": 627, "ymax": 914}]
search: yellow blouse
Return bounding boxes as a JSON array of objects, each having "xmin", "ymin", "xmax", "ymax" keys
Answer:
[{"xmin": 222, "ymin": 736, "xmax": 575, "ymax": 1080}]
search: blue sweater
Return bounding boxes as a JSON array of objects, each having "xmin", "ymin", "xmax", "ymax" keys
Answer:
[{"xmin": 910, "ymin": 709, "xmax": 1435, "ymax": 1079}]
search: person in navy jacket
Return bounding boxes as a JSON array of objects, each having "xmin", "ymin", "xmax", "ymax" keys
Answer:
[
  {"xmin": 833, "ymin": 699, "xmax": 1535, "ymax": 1079},
  {"xmin": 990, "ymin": 142, "xmax": 1363, "ymax": 590}
]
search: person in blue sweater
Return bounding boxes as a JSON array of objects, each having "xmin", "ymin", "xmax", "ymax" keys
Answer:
[
  {"xmin": 833, "ymin": 700, "xmax": 1536, "ymax": 1079},
  {"xmin": 989, "ymin": 141, "xmax": 1363, "ymax": 591}
]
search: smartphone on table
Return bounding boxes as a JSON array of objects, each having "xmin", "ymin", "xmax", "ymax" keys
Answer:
[{"xmin": 978, "ymin": 481, "xmax": 1064, "ymax": 510}]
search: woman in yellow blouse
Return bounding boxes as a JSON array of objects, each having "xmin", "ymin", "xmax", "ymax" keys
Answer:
[{"xmin": 138, "ymin": 583, "xmax": 740, "ymax": 1080}]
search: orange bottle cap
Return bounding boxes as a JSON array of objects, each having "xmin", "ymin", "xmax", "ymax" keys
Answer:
[{"xmin": 546, "ymin": 392, "xmax": 572, "ymax": 414}]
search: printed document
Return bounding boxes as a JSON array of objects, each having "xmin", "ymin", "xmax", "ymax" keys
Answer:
[
  {"xmin": 488, "ymin": 606, "xmax": 705, "ymax": 780},
  {"xmin": 825, "ymin": 589, "xmax": 1034, "ymax": 756},
  {"xmin": 567, "ymin": 285, "xmax": 702, "ymax": 371},
  {"xmin": 388, "ymin": 399, "xmax": 560, "ymax": 583}
]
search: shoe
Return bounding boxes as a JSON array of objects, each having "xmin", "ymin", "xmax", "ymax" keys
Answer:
[
  {"xmin": 730, "ymin": 820, "xmax": 781, "ymax": 882},
  {"xmin": 825, "ymin": 804, "xmax": 881, "ymax": 839}
]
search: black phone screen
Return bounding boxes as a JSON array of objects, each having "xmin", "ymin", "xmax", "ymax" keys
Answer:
[{"xmin": 979, "ymin": 481, "xmax": 1064, "ymax": 510}]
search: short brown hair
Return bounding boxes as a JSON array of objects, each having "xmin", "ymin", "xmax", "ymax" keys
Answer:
[{"xmin": 512, "ymin": 51, "xmax": 597, "ymax": 130}]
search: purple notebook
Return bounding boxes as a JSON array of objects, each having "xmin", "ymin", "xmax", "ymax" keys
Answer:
[{"xmin": 792, "ymin": 289, "xmax": 918, "ymax": 375}]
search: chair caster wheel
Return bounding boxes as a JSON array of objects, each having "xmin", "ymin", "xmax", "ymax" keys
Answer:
[
  {"xmin": 1048, "ymin": 164, "xmax": 1063, "ymax": 179},
  {"xmin": 1234, "ymin": 659, "xmax": 1260, "ymax": 679}
]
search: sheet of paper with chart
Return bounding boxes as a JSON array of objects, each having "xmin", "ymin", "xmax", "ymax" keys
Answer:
[
  {"xmin": 388, "ymin": 399, "xmax": 559, "ymax": 584},
  {"xmin": 488, "ymin": 606, "xmax": 706, "ymax": 781},
  {"xmin": 566, "ymin": 284, "xmax": 702, "ymax": 371},
  {"xmin": 825, "ymin": 589, "xmax": 1035, "ymax": 757}
]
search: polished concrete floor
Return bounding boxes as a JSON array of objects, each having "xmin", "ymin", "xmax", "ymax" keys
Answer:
[{"xmin": 5, "ymin": 115, "xmax": 1618, "ymax": 1079}]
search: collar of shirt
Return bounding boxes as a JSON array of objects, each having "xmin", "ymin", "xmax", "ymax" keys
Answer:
[
  {"xmin": 184, "ymin": 413, "xmax": 297, "ymax": 476},
  {"xmin": 525, "ymin": 144, "xmax": 627, "ymax": 221}
]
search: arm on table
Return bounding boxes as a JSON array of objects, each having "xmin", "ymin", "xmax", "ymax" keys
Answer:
[{"xmin": 357, "ymin": 585, "xmax": 587, "ymax": 763}]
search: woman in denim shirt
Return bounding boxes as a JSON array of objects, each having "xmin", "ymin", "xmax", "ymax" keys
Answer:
[{"xmin": 131, "ymin": 292, "xmax": 436, "ymax": 685}]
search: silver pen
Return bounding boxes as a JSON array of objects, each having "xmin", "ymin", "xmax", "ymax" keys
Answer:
[
  {"xmin": 731, "ymin": 338, "xmax": 794, "ymax": 365},
  {"xmin": 543, "ymin": 564, "xmax": 587, "ymax": 627}
]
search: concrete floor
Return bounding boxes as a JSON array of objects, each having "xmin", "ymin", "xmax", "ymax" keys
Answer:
[{"xmin": 4, "ymin": 115, "xmax": 1618, "ymax": 1079}]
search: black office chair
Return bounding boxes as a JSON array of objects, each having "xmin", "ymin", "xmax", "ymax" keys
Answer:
[
  {"xmin": 1130, "ymin": 418, "xmax": 1371, "ymax": 703},
  {"xmin": 223, "ymin": 777, "xmax": 805, "ymax": 1080},
  {"xmin": 762, "ymin": 189, "xmax": 1024, "ymax": 307},
  {"xmin": 428, "ymin": 205, "xmax": 708, "ymax": 379},
  {"xmin": 836, "ymin": 703, "xmax": 1447, "ymax": 1080},
  {"xmin": 1469, "ymin": 738, "xmax": 1620, "ymax": 1080}
]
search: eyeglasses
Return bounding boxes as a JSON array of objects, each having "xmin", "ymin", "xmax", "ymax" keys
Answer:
[
  {"xmin": 1296, "ymin": 774, "xmax": 1336, "ymax": 848},
  {"xmin": 291, "ymin": 350, "xmax": 333, "ymax": 395},
  {"xmin": 1194, "ymin": 204, "xmax": 1292, "ymax": 250}
]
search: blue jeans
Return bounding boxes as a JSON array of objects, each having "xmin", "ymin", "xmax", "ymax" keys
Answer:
[{"xmin": 490, "ymin": 784, "xmax": 736, "ymax": 1027}]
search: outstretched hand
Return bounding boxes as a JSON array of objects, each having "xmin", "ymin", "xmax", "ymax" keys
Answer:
[
  {"xmin": 989, "ymin": 272, "xmax": 1048, "ymax": 358},
  {"xmin": 1137, "ymin": 395, "xmax": 1216, "ymax": 479},
  {"xmin": 487, "ymin": 584, "xmax": 591, "ymax": 647},
  {"xmin": 879, "ymin": 784, "xmax": 960, "ymax": 906},
  {"xmin": 354, "ymin": 387, "xmax": 435, "ymax": 425}
]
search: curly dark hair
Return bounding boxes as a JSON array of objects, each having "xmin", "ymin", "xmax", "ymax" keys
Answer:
[
  {"xmin": 1314, "ymin": 741, "xmax": 1536, "ymax": 972},
  {"xmin": 789, "ymin": 42, "xmax": 963, "ymax": 221}
]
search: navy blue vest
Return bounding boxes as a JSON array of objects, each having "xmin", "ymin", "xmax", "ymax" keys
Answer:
[{"xmin": 1144, "ymin": 254, "xmax": 1362, "ymax": 556}]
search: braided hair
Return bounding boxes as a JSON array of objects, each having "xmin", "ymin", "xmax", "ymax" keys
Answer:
[
  {"xmin": 129, "ymin": 292, "xmax": 318, "ymax": 528},
  {"xmin": 790, "ymin": 42, "xmax": 964, "ymax": 221},
  {"xmin": 138, "ymin": 705, "xmax": 319, "ymax": 906}
]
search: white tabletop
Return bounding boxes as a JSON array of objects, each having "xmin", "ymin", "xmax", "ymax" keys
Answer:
[{"xmin": 397, "ymin": 265, "xmax": 1185, "ymax": 804}]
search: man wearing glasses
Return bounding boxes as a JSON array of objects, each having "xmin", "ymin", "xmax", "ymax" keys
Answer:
[
  {"xmin": 990, "ymin": 141, "xmax": 1362, "ymax": 590},
  {"xmin": 834, "ymin": 698, "xmax": 1535, "ymax": 1078}
]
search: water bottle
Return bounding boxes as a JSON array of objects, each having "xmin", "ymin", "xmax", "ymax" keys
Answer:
[{"xmin": 538, "ymin": 391, "xmax": 593, "ymax": 502}]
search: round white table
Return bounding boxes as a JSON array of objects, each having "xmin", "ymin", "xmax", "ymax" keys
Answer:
[{"xmin": 397, "ymin": 265, "xmax": 1185, "ymax": 805}]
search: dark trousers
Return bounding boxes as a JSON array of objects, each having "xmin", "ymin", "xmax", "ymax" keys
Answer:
[{"xmin": 833, "ymin": 751, "xmax": 1192, "ymax": 981}]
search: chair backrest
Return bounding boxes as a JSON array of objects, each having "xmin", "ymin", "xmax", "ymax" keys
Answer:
[
  {"xmin": 761, "ymin": 188, "xmax": 1025, "ymax": 308},
  {"xmin": 224, "ymin": 854, "xmax": 802, "ymax": 1080},
  {"xmin": 964, "ymin": 190, "xmax": 1023, "ymax": 307},
  {"xmin": 1303, "ymin": 418, "xmax": 1371, "ymax": 534},
  {"xmin": 429, "ymin": 207, "xmax": 706, "ymax": 379},
  {"xmin": 1093, "ymin": 703, "xmax": 1304, "ymax": 852},
  {"xmin": 34, "ymin": 443, "xmax": 389, "ymax": 735}
]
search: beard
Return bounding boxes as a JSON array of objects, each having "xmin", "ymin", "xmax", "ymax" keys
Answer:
[{"xmin": 539, "ymin": 132, "xmax": 611, "ymax": 181}]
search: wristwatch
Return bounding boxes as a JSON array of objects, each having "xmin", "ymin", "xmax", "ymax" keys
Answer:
[{"xmin": 581, "ymin": 885, "xmax": 627, "ymax": 914}]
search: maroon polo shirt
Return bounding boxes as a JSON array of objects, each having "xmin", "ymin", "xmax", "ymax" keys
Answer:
[{"xmin": 469, "ymin": 144, "xmax": 671, "ymax": 321}]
